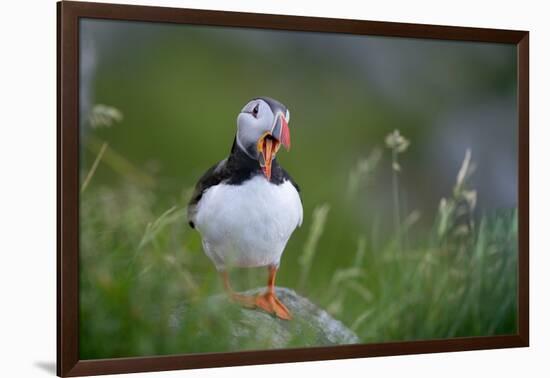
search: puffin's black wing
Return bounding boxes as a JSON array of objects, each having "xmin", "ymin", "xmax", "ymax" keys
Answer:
[{"xmin": 187, "ymin": 158, "xmax": 228, "ymax": 228}]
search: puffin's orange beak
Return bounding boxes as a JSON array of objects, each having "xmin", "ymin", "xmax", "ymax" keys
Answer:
[
  {"xmin": 272, "ymin": 114, "xmax": 291, "ymax": 150},
  {"xmin": 258, "ymin": 113, "xmax": 290, "ymax": 180},
  {"xmin": 257, "ymin": 133, "xmax": 280, "ymax": 180}
]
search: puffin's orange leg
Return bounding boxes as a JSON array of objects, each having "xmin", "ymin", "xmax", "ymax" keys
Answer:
[
  {"xmin": 220, "ymin": 271, "xmax": 256, "ymax": 308},
  {"xmin": 254, "ymin": 266, "xmax": 292, "ymax": 320}
]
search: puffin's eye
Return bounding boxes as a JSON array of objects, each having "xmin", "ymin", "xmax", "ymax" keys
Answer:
[{"xmin": 252, "ymin": 104, "xmax": 259, "ymax": 117}]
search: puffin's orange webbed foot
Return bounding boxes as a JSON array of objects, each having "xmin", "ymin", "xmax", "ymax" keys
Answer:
[
  {"xmin": 220, "ymin": 267, "xmax": 292, "ymax": 320},
  {"xmin": 255, "ymin": 291, "xmax": 292, "ymax": 320}
]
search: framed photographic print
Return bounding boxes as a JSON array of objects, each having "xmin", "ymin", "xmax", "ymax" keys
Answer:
[{"xmin": 57, "ymin": 1, "xmax": 529, "ymax": 376}]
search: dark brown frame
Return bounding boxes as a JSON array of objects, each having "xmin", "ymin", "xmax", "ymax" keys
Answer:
[{"xmin": 57, "ymin": 1, "xmax": 529, "ymax": 376}]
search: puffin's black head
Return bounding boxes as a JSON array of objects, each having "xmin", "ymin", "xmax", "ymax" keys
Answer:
[{"xmin": 236, "ymin": 97, "xmax": 291, "ymax": 180}]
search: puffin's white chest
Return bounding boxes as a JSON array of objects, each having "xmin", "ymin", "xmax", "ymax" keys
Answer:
[{"xmin": 194, "ymin": 176, "xmax": 303, "ymax": 270}]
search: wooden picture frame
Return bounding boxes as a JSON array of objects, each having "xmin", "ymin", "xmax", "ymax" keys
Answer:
[{"xmin": 57, "ymin": 1, "xmax": 529, "ymax": 376}]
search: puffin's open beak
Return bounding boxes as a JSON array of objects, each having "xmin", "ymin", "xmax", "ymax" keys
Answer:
[
  {"xmin": 257, "ymin": 133, "xmax": 279, "ymax": 180},
  {"xmin": 257, "ymin": 114, "xmax": 290, "ymax": 180},
  {"xmin": 272, "ymin": 114, "xmax": 291, "ymax": 150}
]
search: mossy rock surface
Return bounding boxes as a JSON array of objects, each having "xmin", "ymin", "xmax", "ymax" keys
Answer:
[{"xmin": 170, "ymin": 287, "xmax": 359, "ymax": 351}]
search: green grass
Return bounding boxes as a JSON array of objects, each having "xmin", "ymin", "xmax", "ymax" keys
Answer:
[{"xmin": 79, "ymin": 134, "xmax": 517, "ymax": 359}]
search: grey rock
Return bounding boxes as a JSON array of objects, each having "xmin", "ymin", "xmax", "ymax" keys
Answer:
[{"xmin": 170, "ymin": 287, "xmax": 359, "ymax": 350}]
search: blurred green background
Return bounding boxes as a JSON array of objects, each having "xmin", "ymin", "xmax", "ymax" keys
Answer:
[{"xmin": 79, "ymin": 19, "xmax": 518, "ymax": 359}]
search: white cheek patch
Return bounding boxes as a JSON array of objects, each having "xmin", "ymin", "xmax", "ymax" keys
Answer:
[
  {"xmin": 236, "ymin": 101, "xmax": 276, "ymax": 155},
  {"xmin": 241, "ymin": 100, "xmax": 256, "ymax": 114}
]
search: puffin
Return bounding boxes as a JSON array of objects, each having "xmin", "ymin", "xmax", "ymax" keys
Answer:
[{"xmin": 187, "ymin": 97, "xmax": 303, "ymax": 320}]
